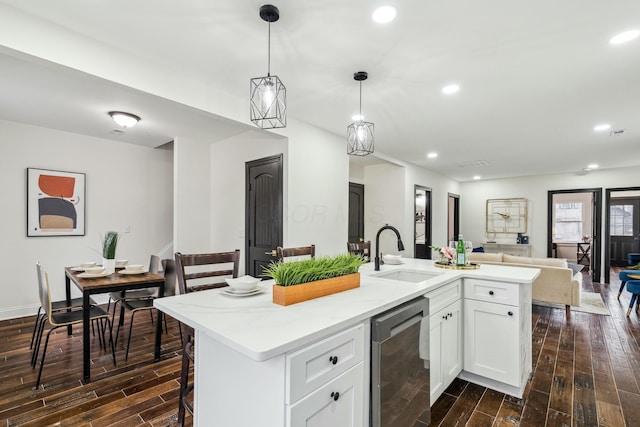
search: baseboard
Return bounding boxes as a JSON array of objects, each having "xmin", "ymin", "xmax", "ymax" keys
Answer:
[{"xmin": 0, "ymin": 303, "xmax": 39, "ymax": 321}]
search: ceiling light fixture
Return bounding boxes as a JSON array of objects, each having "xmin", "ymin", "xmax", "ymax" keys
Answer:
[
  {"xmin": 594, "ymin": 124, "xmax": 610, "ymax": 131},
  {"xmin": 587, "ymin": 163, "xmax": 599, "ymax": 169},
  {"xmin": 473, "ymin": 175, "xmax": 481, "ymax": 180},
  {"xmin": 427, "ymin": 152, "xmax": 438, "ymax": 159},
  {"xmin": 347, "ymin": 71, "xmax": 374, "ymax": 156},
  {"xmin": 351, "ymin": 114, "xmax": 364, "ymax": 121},
  {"xmin": 108, "ymin": 111, "xmax": 140, "ymax": 128},
  {"xmin": 610, "ymin": 29, "xmax": 640, "ymax": 45},
  {"xmin": 442, "ymin": 84, "xmax": 460, "ymax": 94},
  {"xmin": 372, "ymin": 6, "xmax": 397, "ymax": 23},
  {"xmin": 250, "ymin": 4, "xmax": 286, "ymax": 129}
]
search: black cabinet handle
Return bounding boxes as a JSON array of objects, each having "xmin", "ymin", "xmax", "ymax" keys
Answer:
[
  {"xmin": 329, "ymin": 356, "xmax": 338, "ymax": 365},
  {"xmin": 508, "ymin": 311, "xmax": 513, "ymax": 316},
  {"xmin": 331, "ymin": 391, "xmax": 340, "ymax": 401},
  {"xmin": 442, "ymin": 315, "xmax": 447, "ymax": 319},
  {"xmin": 448, "ymin": 312, "xmax": 453, "ymax": 317},
  {"xmin": 489, "ymin": 290, "xmax": 494, "ymax": 295}
]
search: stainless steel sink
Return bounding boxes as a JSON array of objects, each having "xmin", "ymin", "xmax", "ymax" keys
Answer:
[{"xmin": 371, "ymin": 269, "xmax": 441, "ymax": 283}]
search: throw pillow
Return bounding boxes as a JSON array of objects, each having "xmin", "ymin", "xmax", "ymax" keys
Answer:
[{"xmin": 567, "ymin": 262, "xmax": 584, "ymax": 275}]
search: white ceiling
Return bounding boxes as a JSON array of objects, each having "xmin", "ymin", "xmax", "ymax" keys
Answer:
[{"xmin": 0, "ymin": 0, "xmax": 639, "ymax": 181}]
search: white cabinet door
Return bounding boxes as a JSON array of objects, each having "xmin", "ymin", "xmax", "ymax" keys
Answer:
[
  {"xmin": 430, "ymin": 299, "xmax": 462, "ymax": 403},
  {"xmin": 464, "ymin": 299, "xmax": 520, "ymax": 386},
  {"xmin": 288, "ymin": 363, "xmax": 364, "ymax": 427}
]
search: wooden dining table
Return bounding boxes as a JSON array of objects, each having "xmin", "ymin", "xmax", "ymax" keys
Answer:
[{"xmin": 64, "ymin": 267, "xmax": 165, "ymax": 382}]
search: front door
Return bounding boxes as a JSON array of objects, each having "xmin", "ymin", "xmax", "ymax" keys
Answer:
[
  {"xmin": 610, "ymin": 198, "xmax": 640, "ymax": 267},
  {"xmin": 246, "ymin": 155, "xmax": 283, "ymax": 277}
]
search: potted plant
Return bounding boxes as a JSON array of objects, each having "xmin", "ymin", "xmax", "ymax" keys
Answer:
[
  {"xmin": 263, "ymin": 254, "xmax": 366, "ymax": 306},
  {"xmin": 101, "ymin": 231, "xmax": 118, "ymax": 273}
]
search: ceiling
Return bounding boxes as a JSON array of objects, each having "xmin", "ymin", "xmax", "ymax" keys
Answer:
[{"xmin": 0, "ymin": 0, "xmax": 639, "ymax": 181}]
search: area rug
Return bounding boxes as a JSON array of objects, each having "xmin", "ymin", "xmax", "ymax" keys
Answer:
[{"xmin": 532, "ymin": 291, "xmax": 610, "ymax": 315}]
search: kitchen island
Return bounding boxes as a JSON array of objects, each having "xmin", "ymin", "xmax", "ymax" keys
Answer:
[{"xmin": 155, "ymin": 258, "xmax": 539, "ymax": 426}]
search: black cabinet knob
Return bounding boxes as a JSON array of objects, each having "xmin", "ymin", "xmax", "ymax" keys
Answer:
[
  {"xmin": 508, "ymin": 311, "xmax": 513, "ymax": 316},
  {"xmin": 448, "ymin": 312, "xmax": 453, "ymax": 317},
  {"xmin": 442, "ymin": 315, "xmax": 447, "ymax": 319},
  {"xmin": 331, "ymin": 391, "xmax": 340, "ymax": 401},
  {"xmin": 489, "ymin": 290, "xmax": 494, "ymax": 295},
  {"xmin": 329, "ymin": 356, "xmax": 338, "ymax": 365}
]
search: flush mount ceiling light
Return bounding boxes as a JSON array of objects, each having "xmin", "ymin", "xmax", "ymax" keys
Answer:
[
  {"xmin": 347, "ymin": 71, "xmax": 374, "ymax": 156},
  {"xmin": 250, "ymin": 4, "xmax": 286, "ymax": 129},
  {"xmin": 594, "ymin": 124, "xmax": 611, "ymax": 131},
  {"xmin": 108, "ymin": 111, "xmax": 140, "ymax": 128},
  {"xmin": 442, "ymin": 84, "xmax": 460, "ymax": 94},
  {"xmin": 610, "ymin": 29, "xmax": 640, "ymax": 45},
  {"xmin": 427, "ymin": 152, "xmax": 438, "ymax": 159},
  {"xmin": 372, "ymin": 5, "xmax": 397, "ymax": 23}
]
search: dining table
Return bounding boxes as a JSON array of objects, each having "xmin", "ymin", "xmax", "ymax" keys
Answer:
[{"xmin": 64, "ymin": 267, "xmax": 165, "ymax": 382}]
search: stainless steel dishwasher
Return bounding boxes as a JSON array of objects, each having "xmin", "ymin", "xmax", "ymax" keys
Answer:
[{"xmin": 371, "ymin": 296, "xmax": 430, "ymax": 427}]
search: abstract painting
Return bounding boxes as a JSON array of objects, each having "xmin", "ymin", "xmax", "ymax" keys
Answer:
[{"xmin": 27, "ymin": 168, "xmax": 85, "ymax": 236}]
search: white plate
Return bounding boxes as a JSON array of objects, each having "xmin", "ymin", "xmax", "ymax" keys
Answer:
[
  {"xmin": 71, "ymin": 266, "xmax": 88, "ymax": 272},
  {"xmin": 384, "ymin": 260, "xmax": 404, "ymax": 265},
  {"xmin": 119, "ymin": 269, "xmax": 149, "ymax": 275},
  {"xmin": 221, "ymin": 286, "xmax": 265, "ymax": 297},
  {"xmin": 78, "ymin": 271, "xmax": 110, "ymax": 278}
]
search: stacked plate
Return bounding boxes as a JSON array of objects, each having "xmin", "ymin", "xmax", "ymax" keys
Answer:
[{"xmin": 223, "ymin": 276, "xmax": 264, "ymax": 297}]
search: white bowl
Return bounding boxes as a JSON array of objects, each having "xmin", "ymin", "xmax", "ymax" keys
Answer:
[
  {"xmin": 225, "ymin": 275, "xmax": 261, "ymax": 292},
  {"xmin": 115, "ymin": 259, "xmax": 128, "ymax": 268},
  {"xmin": 80, "ymin": 262, "xmax": 96, "ymax": 268},
  {"xmin": 382, "ymin": 254, "xmax": 402, "ymax": 261},
  {"xmin": 124, "ymin": 264, "xmax": 144, "ymax": 273},
  {"xmin": 84, "ymin": 266, "xmax": 105, "ymax": 275}
]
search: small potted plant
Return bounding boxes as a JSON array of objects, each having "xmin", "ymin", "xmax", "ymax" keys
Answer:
[
  {"xmin": 101, "ymin": 231, "xmax": 118, "ymax": 273},
  {"xmin": 263, "ymin": 253, "xmax": 366, "ymax": 306}
]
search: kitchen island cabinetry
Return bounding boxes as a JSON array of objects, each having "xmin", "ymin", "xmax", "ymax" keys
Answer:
[{"xmin": 460, "ymin": 278, "xmax": 532, "ymax": 397}]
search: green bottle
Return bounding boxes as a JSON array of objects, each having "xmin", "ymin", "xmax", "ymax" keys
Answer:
[{"xmin": 456, "ymin": 234, "xmax": 466, "ymax": 266}]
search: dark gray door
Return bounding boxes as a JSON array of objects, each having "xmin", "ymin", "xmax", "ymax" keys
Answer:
[
  {"xmin": 246, "ymin": 155, "xmax": 283, "ymax": 277},
  {"xmin": 610, "ymin": 198, "xmax": 640, "ymax": 266},
  {"xmin": 348, "ymin": 183, "xmax": 365, "ymax": 243}
]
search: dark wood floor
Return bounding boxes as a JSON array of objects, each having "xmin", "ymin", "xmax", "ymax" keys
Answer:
[{"xmin": 1, "ymin": 271, "xmax": 639, "ymax": 426}]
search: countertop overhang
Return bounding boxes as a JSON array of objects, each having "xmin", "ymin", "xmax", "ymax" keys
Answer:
[{"xmin": 154, "ymin": 259, "xmax": 539, "ymax": 361}]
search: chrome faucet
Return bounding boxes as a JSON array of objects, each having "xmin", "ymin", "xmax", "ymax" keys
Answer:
[{"xmin": 375, "ymin": 224, "xmax": 405, "ymax": 271}]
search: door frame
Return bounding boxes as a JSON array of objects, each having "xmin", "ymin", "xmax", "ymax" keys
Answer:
[
  {"xmin": 414, "ymin": 185, "xmax": 432, "ymax": 259},
  {"xmin": 604, "ymin": 186, "xmax": 640, "ymax": 283},
  {"xmin": 448, "ymin": 193, "xmax": 460, "ymax": 242},
  {"xmin": 547, "ymin": 188, "xmax": 602, "ymax": 283}
]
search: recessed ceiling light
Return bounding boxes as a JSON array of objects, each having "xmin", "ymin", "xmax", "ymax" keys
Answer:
[
  {"xmin": 442, "ymin": 84, "xmax": 460, "ymax": 94},
  {"xmin": 610, "ymin": 29, "xmax": 640, "ymax": 45},
  {"xmin": 587, "ymin": 164, "xmax": 599, "ymax": 169},
  {"xmin": 372, "ymin": 6, "xmax": 396, "ymax": 23},
  {"xmin": 427, "ymin": 152, "xmax": 438, "ymax": 159},
  {"xmin": 351, "ymin": 114, "xmax": 364, "ymax": 121},
  {"xmin": 594, "ymin": 124, "xmax": 610, "ymax": 131},
  {"xmin": 473, "ymin": 175, "xmax": 481, "ymax": 180}
]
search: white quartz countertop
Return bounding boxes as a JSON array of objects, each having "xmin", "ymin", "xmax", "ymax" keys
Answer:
[{"xmin": 155, "ymin": 258, "xmax": 539, "ymax": 362}]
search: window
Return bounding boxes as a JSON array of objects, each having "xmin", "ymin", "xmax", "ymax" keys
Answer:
[
  {"xmin": 554, "ymin": 202, "xmax": 583, "ymax": 242},
  {"xmin": 610, "ymin": 204, "xmax": 633, "ymax": 236}
]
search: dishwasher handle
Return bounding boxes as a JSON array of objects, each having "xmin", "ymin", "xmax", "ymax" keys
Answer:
[{"xmin": 371, "ymin": 297, "xmax": 429, "ymax": 341}]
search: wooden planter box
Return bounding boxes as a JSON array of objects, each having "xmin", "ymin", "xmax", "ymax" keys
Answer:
[{"xmin": 272, "ymin": 272, "xmax": 360, "ymax": 306}]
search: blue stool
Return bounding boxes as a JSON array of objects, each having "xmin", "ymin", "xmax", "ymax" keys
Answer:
[
  {"xmin": 618, "ymin": 270, "xmax": 640, "ymax": 299},
  {"xmin": 626, "ymin": 279, "xmax": 640, "ymax": 316},
  {"xmin": 628, "ymin": 253, "xmax": 640, "ymax": 266}
]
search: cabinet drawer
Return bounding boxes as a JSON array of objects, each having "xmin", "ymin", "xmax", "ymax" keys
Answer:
[
  {"xmin": 424, "ymin": 280, "xmax": 462, "ymax": 313},
  {"xmin": 287, "ymin": 363, "xmax": 364, "ymax": 427},
  {"xmin": 464, "ymin": 278, "xmax": 519, "ymax": 306},
  {"xmin": 286, "ymin": 323, "xmax": 365, "ymax": 404}
]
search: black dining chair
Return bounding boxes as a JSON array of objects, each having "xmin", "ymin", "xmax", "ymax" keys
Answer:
[
  {"xmin": 276, "ymin": 244, "xmax": 315, "ymax": 262},
  {"xmin": 347, "ymin": 241, "xmax": 371, "ymax": 262}
]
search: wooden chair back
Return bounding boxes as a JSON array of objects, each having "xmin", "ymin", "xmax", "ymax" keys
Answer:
[
  {"xmin": 161, "ymin": 258, "xmax": 178, "ymax": 297},
  {"xmin": 347, "ymin": 241, "xmax": 371, "ymax": 262},
  {"xmin": 276, "ymin": 245, "xmax": 315, "ymax": 262},
  {"xmin": 174, "ymin": 250, "xmax": 240, "ymax": 294}
]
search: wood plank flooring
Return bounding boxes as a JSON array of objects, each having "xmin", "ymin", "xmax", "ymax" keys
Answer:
[{"xmin": 1, "ymin": 271, "xmax": 639, "ymax": 426}]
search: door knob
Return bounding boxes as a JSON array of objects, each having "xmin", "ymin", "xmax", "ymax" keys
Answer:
[{"xmin": 264, "ymin": 249, "xmax": 277, "ymax": 256}]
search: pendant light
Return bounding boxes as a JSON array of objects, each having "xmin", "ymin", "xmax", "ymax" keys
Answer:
[
  {"xmin": 347, "ymin": 71, "xmax": 374, "ymax": 156},
  {"xmin": 250, "ymin": 4, "xmax": 286, "ymax": 129}
]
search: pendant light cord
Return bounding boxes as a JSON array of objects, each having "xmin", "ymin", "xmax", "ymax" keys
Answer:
[
  {"xmin": 359, "ymin": 81, "xmax": 363, "ymax": 117},
  {"xmin": 267, "ymin": 22, "xmax": 271, "ymax": 77}
]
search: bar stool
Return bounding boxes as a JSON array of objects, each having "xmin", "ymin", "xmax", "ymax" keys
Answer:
[{"xmin": 625, "ymin": 277, "xmax": 640, "ymax": 316}]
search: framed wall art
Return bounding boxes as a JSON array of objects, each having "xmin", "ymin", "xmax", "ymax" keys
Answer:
[{"xmin": 27, "ymin": 167, "xmax": 86, "ymax": 236}]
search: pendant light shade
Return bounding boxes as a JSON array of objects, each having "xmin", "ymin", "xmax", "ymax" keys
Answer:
[
  {"xmin": 347, "ymin": 71, "xmax": 374, "ymax": 156},
  {"xmin": 250, "ymin": 4, "xmax": 286, "ymax": 129}
]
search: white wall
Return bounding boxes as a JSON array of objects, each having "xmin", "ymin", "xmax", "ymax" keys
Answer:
[{"xmin": 0, "ymin": 120, "xmax": 173, "ymax": 320}]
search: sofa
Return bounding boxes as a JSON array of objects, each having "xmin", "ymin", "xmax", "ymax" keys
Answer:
[{"xmin": 467, "ymin": 252, "xmax": 582, "ymax": 318}]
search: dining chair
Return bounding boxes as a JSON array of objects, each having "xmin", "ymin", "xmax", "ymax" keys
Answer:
[
  {"xmin": 108, "ymin": 254, "xmax": 160, "ymax": 338},
  {"xmin": 347, "ymin": 241, "xmax": 371, "ymax": 262},
  {"xmin": 33, "ymin": 263, "xmax": 115, "ymax": 388},
  {"xmin": 30, "ymin": 261, "xmax": 97, "ymax": 358},
  {"xmin": 276, "ymin": 244, "xmax": 315, "ymax": 262},
  {"xmin": 115, "ymin": 258, "xmax": 177, "ymax": 361},
  {"xmin": 174, "ymin": 250, "xmax": 240, "ymax": 426}
]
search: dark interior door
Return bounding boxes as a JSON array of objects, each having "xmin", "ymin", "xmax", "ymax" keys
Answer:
[
  {"xmin": 246, "ymin": 155, "xmax": 283, "ymax": 277},
  {"xmin": 348, "ymin": 183, "xmax": 365, "ymax": 243},
  {"xmin": 610, "ymin": 198, "xmax": 640, "ymax": 266},
  {"xmin": 448, "ymin": 193, "xmax": 460, "ymax": 242}
]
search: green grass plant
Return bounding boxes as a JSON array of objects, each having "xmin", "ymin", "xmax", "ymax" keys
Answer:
[{"xmin": 263, "ymin": 253, "xmax": 366, "ymax": 287}]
